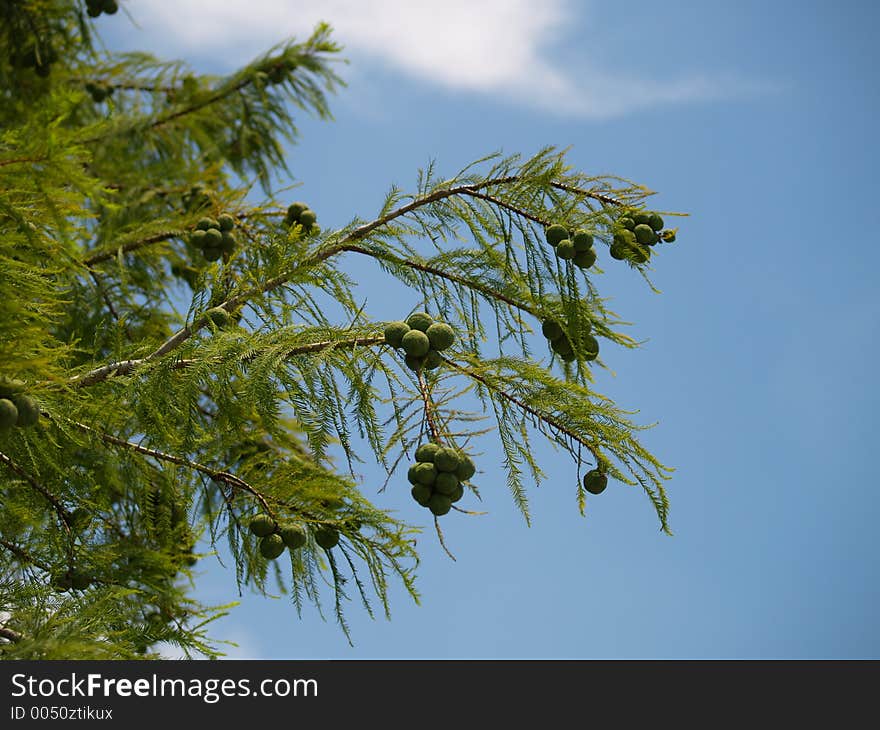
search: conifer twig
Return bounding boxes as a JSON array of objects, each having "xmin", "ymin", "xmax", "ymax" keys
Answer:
[
  {"xmin": 433, "ymin": 516, "xmax": 456, "ymax": 561},
  {"xmin": 440, "ymin": 357, "xmax": 602, "ymax": 465},
  {"xmin": 0, "ymin": 625, "xmax": 23, "ymax": 643},
  {"xmin": 416, "ymin": 371, "xmax": 443, "ymax": 445},
  {"xmin": 52, "ymin": 416, "xmax": 275, "ymax": 518},
  {"xmin": 341, "ymin": 245, "xmax": 537, "ymax": 315},
  {"xmin": 74, "ymin": 175, "xmax": 622, "ymax": 384},
  {"xmin": 0, "ymin": 538, "xmax": 52, "ymax": 573},
  {"xmin": 0, "ymin": 451, "xmax": 73, "ymax": 534}
]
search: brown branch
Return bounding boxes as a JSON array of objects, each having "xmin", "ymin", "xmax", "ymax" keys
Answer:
[
  {"xmin": 54, "ymin": 415, "xmax": 275, "ymax": 518},
  {"xmin": 551, "ymin": 182, "xmax": 626, "ymax": 207},
  {"xmin": 433, "ymin": 516, "xmax": 456, "ymax": 561},
  {"xmin": 0, "ymin": 156, "xmax": 42, "ymax": 168},
  {"xmin": 341, "ymin": 244, "xmax": 537, "ymax": 316},
  {"xmin": 441, "ymin": 357, "xmax": 602, "ymax": 465},
  {"xmin": 0, "ymin": 626, "xmax": 23, "ymax": 643},
  {"xmin": 70, "ymin": 335, "xmax": 386, "ymax": 388},
  {"xmin": 83, "ymin": 230, "xmax": 179, "ymax": 266},
  {"xmin": 70, "ymin": 174, "xmax": 618, "ymax": 386},
  {"xmin": 416, "ymin": 372, "xmax": 443, "ymax": 445},
  {"xmin": 0, "ymin": 538, "xmax": 52, "ymax": 573},
  {"xmin": 459, "ymin": 188, "xmax": 550, "ymax": 226},
  {"xmin": 0, "ymin": 451, "xmax": 72, "ymax": 534}
]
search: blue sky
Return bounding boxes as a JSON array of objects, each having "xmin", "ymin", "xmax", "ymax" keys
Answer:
[{"xmin": 106, "ymin": 1, "xmax": 878, "ymax": 658}]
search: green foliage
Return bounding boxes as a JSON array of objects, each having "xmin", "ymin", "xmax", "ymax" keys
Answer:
[{"xmin": 0, "ymin": 1, "xmax": 685, "ymax": 658}]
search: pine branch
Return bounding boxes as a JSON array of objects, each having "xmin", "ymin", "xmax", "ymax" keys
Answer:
[
  {"xmin": 440, "ymin": 356, "xmax": 602, "ymax": 465},
  {"xmin": 0, "ymin": 450, "xmax": 73, "ymax": 534},
  {"xmin": 341, "ymin": 244, "xmax": 538, "ymax": 315},
  {"xmin": 52, "ymin": 415, "xmax": 276, "ymax": 519},
  {"xmin": 70, "ymin": 335, "xmax": 386, "ymax": 387},
  {"xmin": 416, "ymin": 371, "xmax": 443, "ymax": 444},
  {"xmin": 0, "ymin": 626, "xmax": 23, "ymax": 643},
  {"xmin": 83, "ymin": 230, "xmax": 180, "ymax": 266},
  {"xmin": 0, "ymin": 538, "xmax": 52, "ymax": 573}
]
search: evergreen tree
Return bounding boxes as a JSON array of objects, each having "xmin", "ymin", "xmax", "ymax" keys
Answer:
[{"xmin": 0, "ymin": 1, "xmax": 682, "ymax": 658}]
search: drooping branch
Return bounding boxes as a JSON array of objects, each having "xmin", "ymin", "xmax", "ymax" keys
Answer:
[
  {"xmin": 0, "ymin": 450, "xmax": 73, "ymax": 534},
  {"xmin": 51, "ymin": 415, "xmax": 275, "ymax": 518},
  {"xmin": 70, "ymin": 335, "xmax": 386, "ymax": 387},
  {"xmin": 440, "ymin": 356, "xmax": 602, "ymax": 466},
  {"xmin": 341, "ymin": 244, "xmax": 538, "ymax": 316},
  {"xmin": 0, "ymin": 537, "xmax": 52, "ymax": 573},
  {"xmin": 71, "ymin": 173, "xmax": 625, "ymax": 388},
  {"xmin": 0, "ymin": 625, "xmax": 23, "ymax": 643},
  {"xmin": 83, "ymin": 230, "xmax": 180, "ymax": 266}
]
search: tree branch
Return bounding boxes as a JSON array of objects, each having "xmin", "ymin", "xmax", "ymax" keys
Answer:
[
  {"xmin": 71, "ymin": 174, "xmax": 621, "ymax": 385},
  {"xmin": 70, "ymin": 335, "xmax": 386, "ymax": 387},
  {"xmin": 441, "ymin": 357, "xmax": 602, "ymax": 465},
  {"xmin": 0, "ymin": 451, "xmax": 73, "ymax": 534},
  {"xmin": 0, "ymin": 625, "xmax": 23, "ymax": 643},
  {"xmin": 53, "ymin": 415, "xmax": 276, "ymax": 518},
  {"xmin": 83, "ymin": 230, "xmax": 180, "ymax": 266}
]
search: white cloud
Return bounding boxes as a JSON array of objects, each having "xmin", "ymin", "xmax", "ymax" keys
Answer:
[{"xmin": 119, "ymin": 0, "xmax": 755, "ymax": 118}]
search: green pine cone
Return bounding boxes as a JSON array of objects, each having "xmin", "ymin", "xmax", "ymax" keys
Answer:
[
  {"xmin": 648, "ymin": 213, "xmax": 664, "ymax": 231},
  {"xmin": 583, "ymin": 469, "xmax": 608, "ymax": 495},
  {"xmin": 190, "ymin": 229, "xmax": 207, "ymax": 247},
  {"xmin": 423, "ymin": 350, "xmax": 443, "ymax": 370},
  {"xmin": 260, "ymin": 533, "xmax": 286, "ymax": 560},
  {"xmin": 401, "ymin": 329, "xmax": 430, "ymax": 357},
  {"xmin": 542, "ymin": 319, "xmax": 564, "ymax": 341},
  {"xmin": 450, "ymin": 482, "xmax": 465, "ymax": 503},
  {"xmin": 415, "ymin": 442, "xmax": 441, "ymax": 463},
  {"xmin": 434, "ymin": 447, "xmax": 462, "ymax": 473},
  {"xmin": 0, "ymin": 377, "xmax": 26, "ymax": 398},
  {"xmin": 411, "ymin": 484, "xmax": 432, "ymax": 506},
  {"xmin": 572, "ymin": 230, "xmax": 594, "ymax": 251},
  {"xmin": 662, "ymin": 230, "xmax": 677, "ymax": 243},
  {"xmin": 248, "ymin": 513, "xmax": 276, "ymax": 537},
  {"xmin": 405, "ymin": 311, "xmax": 434, "ymax": 332},
  {"xmin": 407, "ymin": 463, "xmax": 421, "ymax": 485},
  {"xmin": 286, "ymin": 202, "xmax": 308, "ymax": 221},
  {"xmin": 454, "ymin": 454, "xmax": 476, "ymax": 482},
  {"xmin": 618, "ymin": 217, "xmax": 635, "ymax": 231},
  {"xmin": 633, "ymin": 212, "xmax": 652, "ymax": 226},
  {"xmin": 425, "ymin": 322, "xmax": 455, "ymax": 351},
  {"xmin": 609, "ymin": 243, "xmax": 627, "ymax": 260},
  {"xmin": 205, "ymin": 307, "xmax": 229, "ymax": 328},
  {"xmin": 12, "ymin": 395, "xmax": 39, "ymax": 427},
  {"xmin": 203, "ymin": 228, "xmax": 223, "ymax": 247},
  {"xmin": 220, "ymin": 231, "xmax": 237, "ymax": 254},
  {"xmin": 545, "ymin": 224, "xmax": 568, "ymax": 246},
  {"xmin": 634, "ymin": 224, "xmax": 657, "ymax": 245},
  {"xmin": 551, "ymin": 336, "xmax": 574, "ymax": 357},
  {"xmin": 413, "ymin": 462, "xmax": 438, "ymax": 486},
  {"xmin": 314, "ymin": 526, "xmax": 340, "ymax": 549},
  {"xmin": 573, "ymin": 248, "xmax": 597, "ymax": 270},
  {"xmin": 0, "ymin": 399, "xmax": 18, "ymax": 428},
  {"xmin": 404, "ymin": 355, "xmax": 425, "ymax": 372},
  {"xmin": 299, "ymin": 209, "xmax": 317, "ymax": 227},
  {"xmin": 196, "ymin": 217, "xmax": 218, "ymax": 232},
  {"xmin": 384, "ymin": 320, "xmax": 411, "ymax": 348},
  {"xmin": 202, "ymin": 246, "xmax": 223, "ymax": 262},
  {"xmin": 279, "ymin": 523, "xmax": 307, "ymax": 549},
  {"xmin": 217, "ymin": 213, "xmax": 235, "ymax": 231},
  {"xmin": 428, "ymin": 493, "xmax": 452, "ymax": 516},
  {"xmin": 434, "ymin": 472, "xmax": 460, "ymax": 496},
  {"xmin": 582, "ymin": 333, "xmax": 599, "ymax": 361},
  {"xmin": 555, "ymin": 239, "xmax": 575, "ymax": 260}
]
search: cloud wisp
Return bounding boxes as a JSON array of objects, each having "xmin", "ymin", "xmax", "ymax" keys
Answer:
[{"xmin": 119, "ymin": 0, "xmax": 757, "ymax": 118}]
